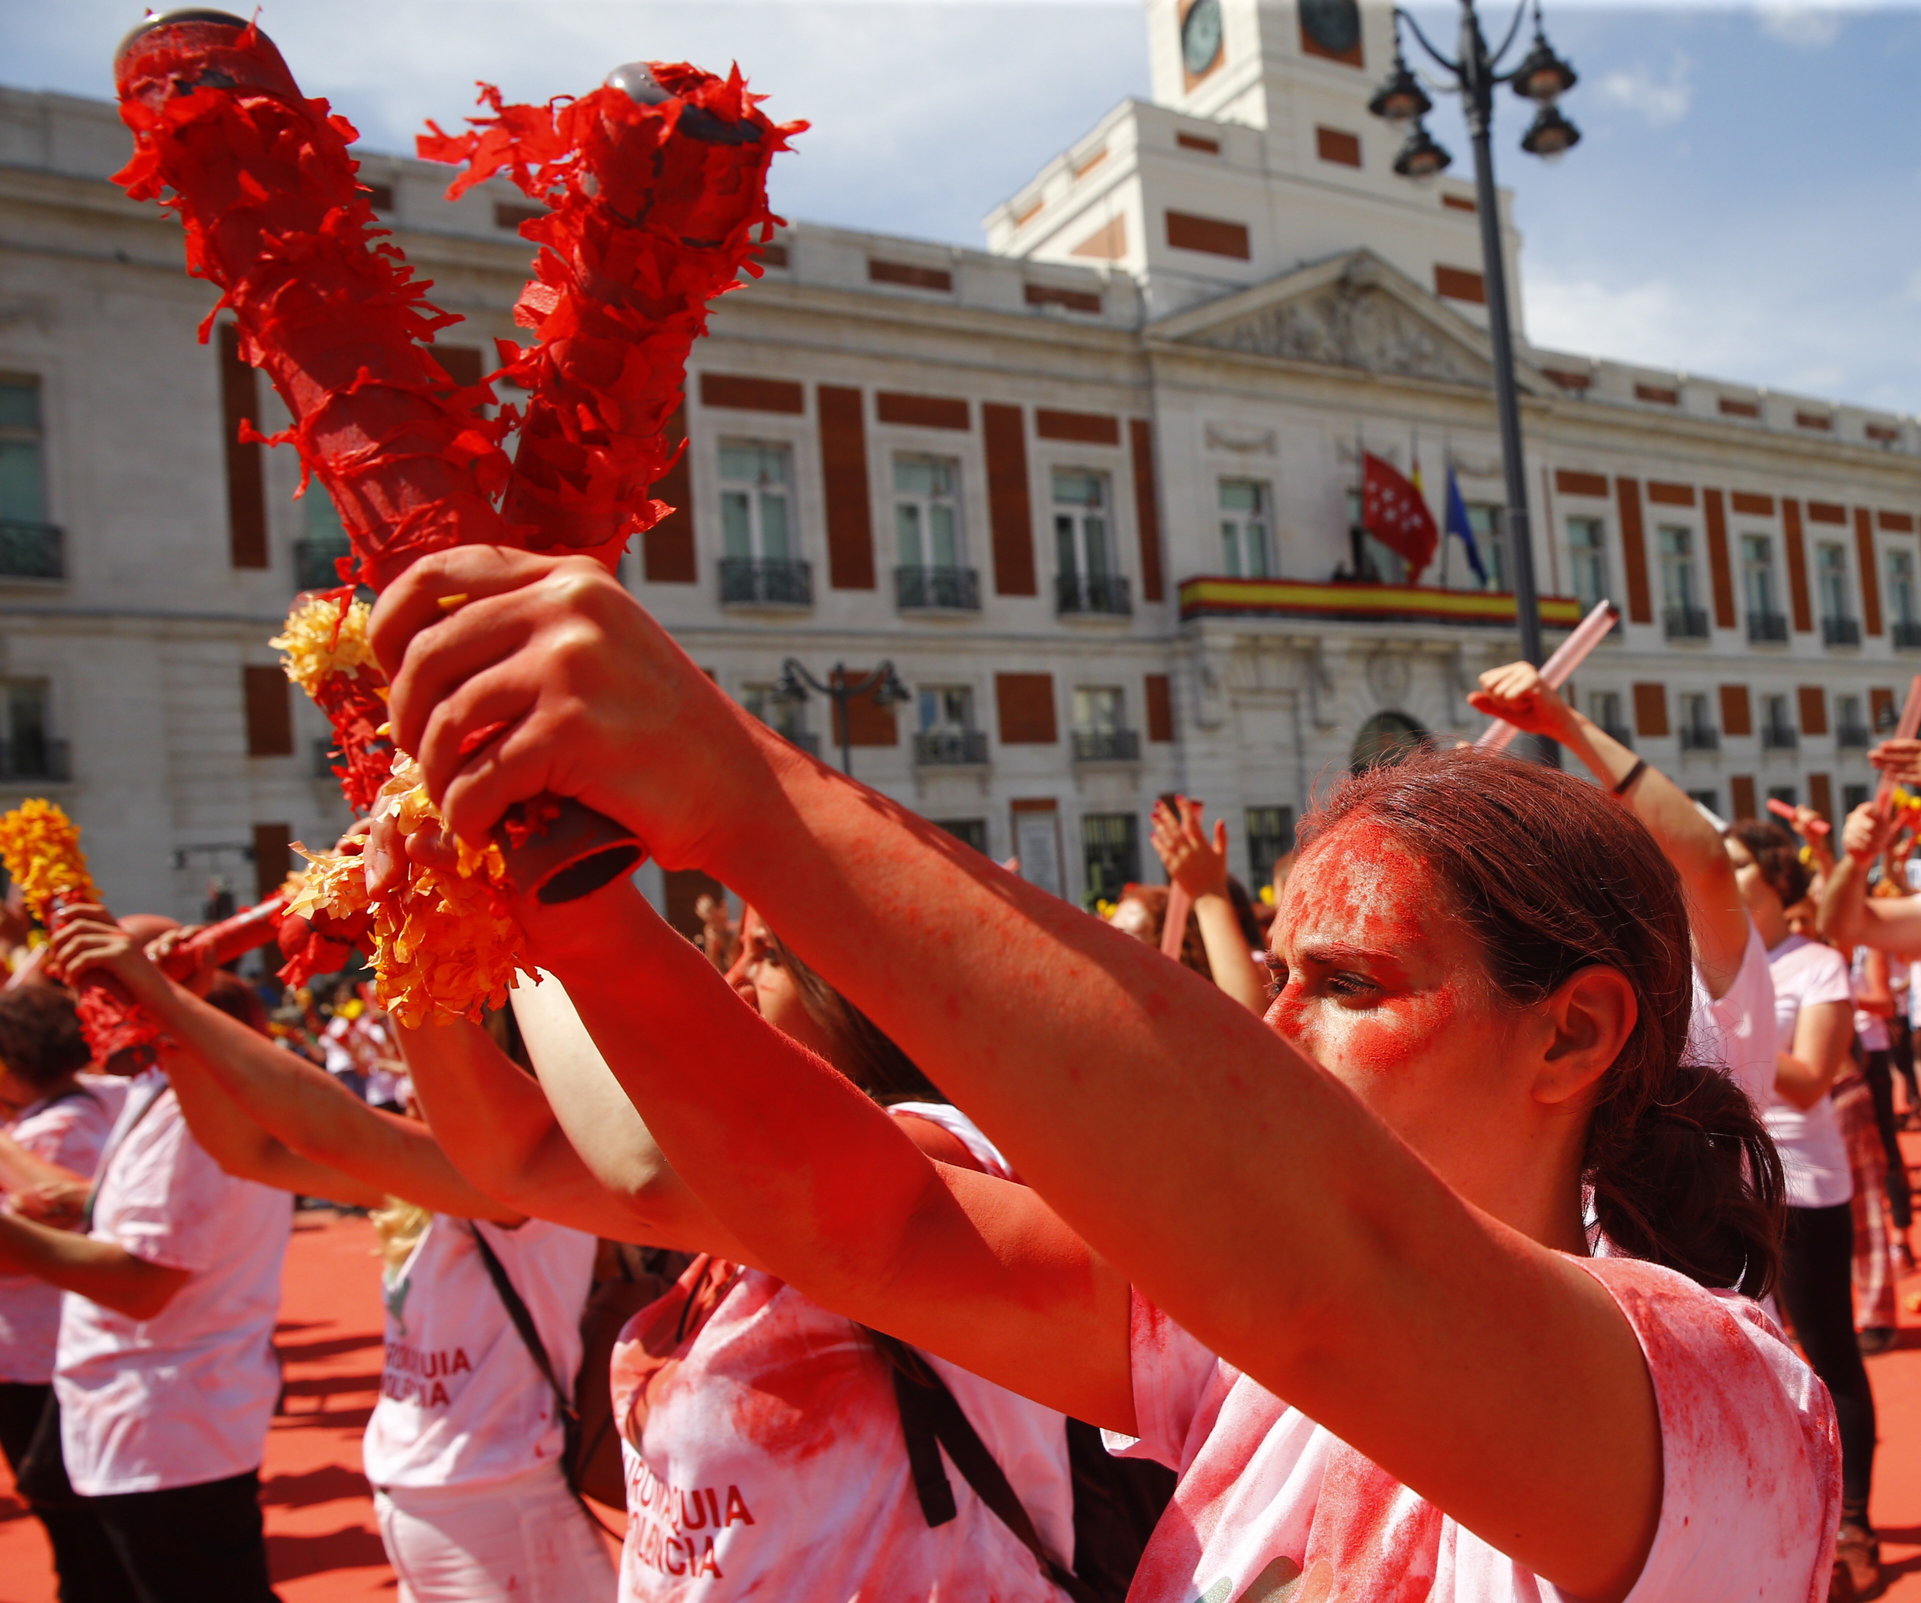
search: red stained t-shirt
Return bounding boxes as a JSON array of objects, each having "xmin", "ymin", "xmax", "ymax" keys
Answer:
[
  {"xmin": 1108, "ymin": 1255, "xmax": 1839, "ymax": 1602},
  {"xmin": 608, "ymin": 1104, "xmax": 1076, "ymax": 1601}
]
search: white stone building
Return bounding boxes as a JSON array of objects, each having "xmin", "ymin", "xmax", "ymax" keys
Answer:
[{"xmin": 3, "ymin": 0, "xmax": 1919, "ymax": 928}]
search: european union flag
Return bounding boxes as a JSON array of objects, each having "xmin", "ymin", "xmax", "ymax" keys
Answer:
[{"xmin": 1445, "ymin": 467, "xmax": 1488, "ymax": 587}]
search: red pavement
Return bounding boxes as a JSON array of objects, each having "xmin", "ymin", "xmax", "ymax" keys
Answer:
[{"xmin": 11, "ymin": 1195, "xmax": 1921, "ymax": 1599}]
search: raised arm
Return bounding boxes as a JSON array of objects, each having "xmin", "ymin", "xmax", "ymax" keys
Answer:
[
  {"xmin": 1819, "ymin": 805, "xmax": 1921, "ymax": 954},
  {"xmin": 156, "ymin": 1040, "xmax": 386, "ymax": 1208},
  {"xmin": 1150, "ymin": 798, "xmax": 1268, "ymax": 1014},
  {"xmin": 1470, "ymin": 662, "xmax": 1749, "ymax": 996},
  {"xmin": 518, "ymin": 879, "xmax": 1132, "ymax": 1429},
  {"xmin": 49, "ymin": 909, "xmax": 515, "ymax": 1222}
]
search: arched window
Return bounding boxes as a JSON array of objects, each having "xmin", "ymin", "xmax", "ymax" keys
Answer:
[{"xmin": 1349, "ymin": 711, "xmax": 1431, "ymax": 772}]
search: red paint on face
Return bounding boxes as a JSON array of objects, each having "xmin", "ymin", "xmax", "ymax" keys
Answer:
[{"xmin": 1265, "ymin": 817, "xmax": 1515, "ymax": 1145}]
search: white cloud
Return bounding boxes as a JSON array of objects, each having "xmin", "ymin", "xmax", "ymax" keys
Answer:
[
  {"xmin": 1596, "ymin": 53, "xmax": 1692, "ymax": 127},
  {"xmin": 1756, "ymin": 1, "xmax": 1846, "ymax": 48}
]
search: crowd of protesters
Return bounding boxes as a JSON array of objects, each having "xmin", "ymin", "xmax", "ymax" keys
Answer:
[{"xmin": 8, "ymin": 602, "xmax": 1921, "ymax": 1600}]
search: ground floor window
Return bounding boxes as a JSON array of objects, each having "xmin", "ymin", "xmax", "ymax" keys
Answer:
[
  {"xmin": 1244, "ymin": 805, "xmax": 1295, "ymax": 887},
  {"xmin": 1082, "ymin": 812, "xmax": 1140, "ymax": 908},
  {"xmin": 934, "ymin": 818, "xmax": 988, "ymax": 855}
]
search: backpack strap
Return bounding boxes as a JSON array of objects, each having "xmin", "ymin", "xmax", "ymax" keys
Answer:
[
  {"xmin": 869, "ymin": 1329, "xmax": 1096, "ymax": 1603},
  {"xmin": 468, "ymin": 1221, "xmax": 620, "ymax": 1538}
]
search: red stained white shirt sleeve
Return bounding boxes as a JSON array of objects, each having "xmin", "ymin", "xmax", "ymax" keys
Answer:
[{"xmin": 1107, "ymin": 1255, "xmax": 1838, "ymax": 1602}]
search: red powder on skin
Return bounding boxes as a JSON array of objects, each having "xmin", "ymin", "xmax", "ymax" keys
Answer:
[{"xmin": 1267, "ymin": 820, "xmax": 1480, "ymax": 1080}]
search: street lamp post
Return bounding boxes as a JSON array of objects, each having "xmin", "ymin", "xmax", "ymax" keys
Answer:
[
  {"xmin": 775, "ymin": 658, "xmax": 912, "ymax": 777},
  {"xmin": 1370, "ymin": 0, "xmax": 1579, "ymax": 749}
]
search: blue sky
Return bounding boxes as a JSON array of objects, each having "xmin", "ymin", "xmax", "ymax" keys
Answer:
[{"xmin": 6, "ymin": 1, "xmax": 1919, "ymax": 413}]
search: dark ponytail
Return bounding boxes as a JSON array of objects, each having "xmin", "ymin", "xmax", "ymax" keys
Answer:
[{"xmin": 1301, "ymin": 748, "xmax": 1784, "ymax": 1297}]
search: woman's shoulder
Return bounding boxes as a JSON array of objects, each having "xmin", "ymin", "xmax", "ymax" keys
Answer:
[
  {"xmin": 1570, "ymin": 1256, "xmax": 1839, "ymax": 1595},
  {"xmin": 1770, "ymin": 934, "xmax": 1849, "ymax": 987}
]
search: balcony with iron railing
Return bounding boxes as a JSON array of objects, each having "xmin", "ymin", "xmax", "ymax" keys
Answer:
[
  {"xmin": 0, "ymin": 738, "xmax": 71, "ymax": 782},
  {"xmin": 0, "ymin": 521, "xmax": 64, "ymax": 581},
  {"xmin": 1894, "ymin": 620, "xmax": 1921, "ymax": 650},
  {"xmin": 896, "ymin": 566, "xmax": 981, "ymax": 613},
  {"xmin": 1663, "ymin": 605, "xmax": 1710, "ymax": 642},
  {"xmin": 1071, "ymin": 727, "xmax": 1141, "ymax": 763},
  {"xmin": 1747, "ymin": 611, "xmax": 1789, "ymax": 644},
  {"xmin": 1761, "ymin": 722, "xmax": 1800, "ymax": 751},
  {"xmin": 913, "ymin": 729, "xmax": 989, "ymax": 767},
  {"xmin": 294, "ymin": 538, "xmax": 354, "ymax": 592},
  {"xmin": 1056, "ymin": 572, "xmax": 1131, "ymax": 617},
  {"xmin": 1837, "ymin": 721, "xmax": 1872, "ymax": 749},
  {"xmin": 1678, "ymin": 726, "xmax": 1720, "ymax": 752},
  {"xmin": 1823, "ymin": 615, "xmax": 1862, "ymax": 647},
  {"xmin": 720, "ymin": 557, "xmax": 813, "ymax": 609}
]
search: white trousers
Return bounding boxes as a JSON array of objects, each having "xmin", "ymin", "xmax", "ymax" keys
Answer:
[{"xmin": 374, "ymin": 1460, "xmax": 617, "ymax": 1603}]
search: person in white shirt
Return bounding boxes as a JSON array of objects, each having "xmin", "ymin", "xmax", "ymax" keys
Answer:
[
  {"xmin": 48, "ymin": 905, "xmax": 611, "ymax": 1603},
  {"xmin": 0, "ymin": 929, "xmax": 294, "ymax": 1603},
  {"xmin": 0, "ymin": 982, "xmax": 121, "ymax": 1598},
  {"xmin": 1726, "ymin": 817, "xmax": 1875, "ymax": 1587}
]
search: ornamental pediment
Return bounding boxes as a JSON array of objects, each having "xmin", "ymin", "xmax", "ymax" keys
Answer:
[{"xmin": 1154, "ymin": 252, "xmax": 1529, "ymax": 392}]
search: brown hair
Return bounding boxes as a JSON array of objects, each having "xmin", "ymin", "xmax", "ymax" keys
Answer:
[
  {"xmin": 762, "ymin": 928, "xmax": 940, "ymax": 1105},
  {"xmin": 1117, "ymin": 884, "xmax": 1212, "ymax": 978},
  {"xmin": 1299, "ymin": 748, "xmax": 1784, "ymax": 1298},
  {"xmin": 1726, "ymin": 818, "xmax": 1812, "ymax": 910},
  {"xmin": 0, "ymin": 982, "xmax": 90, "ymax": 1090},
  {"xmin": 205, "ymin": 972, "xmax": 270, "ymax": 1037}
]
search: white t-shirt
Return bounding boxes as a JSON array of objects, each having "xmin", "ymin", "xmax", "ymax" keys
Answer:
[
  {"xmin": 362, "ymin": 1214, "xmax": 597, "ymax": 1489},
  {"xmin": 1107, "ymin": 1255, "xmax": 1837, "ymax": 1602},
  {"xmin": 1852, "ymin": 948, "xmax": 1891, "ymax": 1053},
  {"xmin": 1762, "ymin": 935, "xmax": 1856, "ymax": 1210},
  {"xmin": 54, "ymin": 1072, "xmax": 294, "ymax": 1495},
  {"xmin": 609, "ymin": 1103, "xmax": 1074, "ymax": 1601},
  {"xmin": 1685, "ymin": 925, "xmax": 1776, "ymax": 1110},
  {"xmin": 0, "ymin": 1087, "xmax": 117, "ymax": 1384}
]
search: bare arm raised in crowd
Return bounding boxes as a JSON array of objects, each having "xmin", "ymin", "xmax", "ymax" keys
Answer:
[
  {"xmin": 358, "ymin": 549, "xmax": 1682, "ymax": 1603},
  {"xmin": 1819, "ymin": 748, "xmax": 1921, "ymax": 952},
  {"xmin": 46, "ymin": 907, "xmax": 519, "ymax": 1222},
  {"xmin": 1149, "ymin": 797, "xmax": 1268, "ymax": 1014},
  {"xmin": 1469, "ymin": 661, "xmax": 1750, "ymax": 997}
]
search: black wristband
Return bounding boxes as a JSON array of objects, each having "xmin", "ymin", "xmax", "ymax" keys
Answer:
[{"xmin": 1611, "ymin": 758, "xmax": 1648, "ymax": 799}]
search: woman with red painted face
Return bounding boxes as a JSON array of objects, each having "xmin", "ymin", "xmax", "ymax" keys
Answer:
[{"xmin": 369, "ymin": 549, "xmax": 1837, "ymax": 1603}]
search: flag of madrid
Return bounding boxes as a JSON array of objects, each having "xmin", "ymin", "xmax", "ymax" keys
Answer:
[{"xmin": 1361, "ymin": 452, "xmax": 1439, "ymax": 582}]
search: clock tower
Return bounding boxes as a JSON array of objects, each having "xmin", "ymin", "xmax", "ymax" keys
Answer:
[{"xmin": 986, "ymin": 1, "xmax": 1524, "ymax": 330}]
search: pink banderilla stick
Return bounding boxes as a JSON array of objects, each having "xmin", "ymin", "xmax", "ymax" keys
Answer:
[
  {"xmin": 1766, "ymin": 796, "xmax": 1830, "ymax": 838},
  {"xmin": 1476, "ymin": 600, "xmax": 1622, "ymax": 753},
  {"xmin": 1872, "ymin": 675, "xmax": 1921, "ymax": 815},
  {"xmin": 1161, "ymin": 886, "xmax": 1192, "ymax": 961}
]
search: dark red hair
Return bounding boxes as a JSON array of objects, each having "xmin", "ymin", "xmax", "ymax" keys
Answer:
[{"xmin": 1299, "ymin": 747, "xmax": 1783, "ymax": 1297}]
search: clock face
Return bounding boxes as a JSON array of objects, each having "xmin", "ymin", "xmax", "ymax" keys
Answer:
[
  {"xmin": 1181, "ymin": 0, "xmax": 1225, "ymax": 76},
  {"xmin": 1300, "ymin": 0, "xmax": 1362, "ymax": 57}
]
